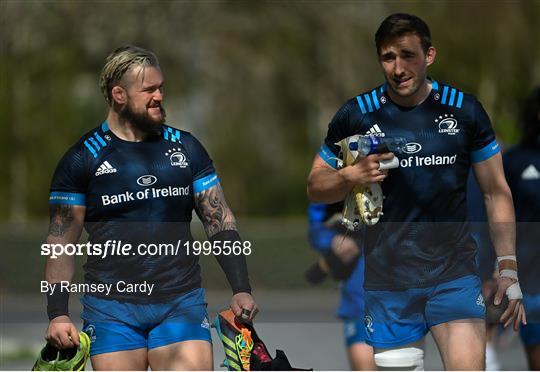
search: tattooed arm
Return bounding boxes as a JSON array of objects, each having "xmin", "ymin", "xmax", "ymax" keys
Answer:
[
  {"xmin": 44, "ymin": 204, "xmax": 85, "ymax": 349},
  {"xmin": 194, "ymin": 183, "xmax": 237, "ymax": 237},
  {"xmin": 194, "ymin": 183, "xmax": 258, "ymax": 320},
  {"xmin": 45, "ymin": 205, "xmax": 85, "ymax": 283}
]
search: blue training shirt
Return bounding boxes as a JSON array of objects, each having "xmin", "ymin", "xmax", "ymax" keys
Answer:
[
  {"xmin": 49, "ymin": 122, "xmax": 218, "ymax": 302},
  {"xmin": 319, "ymin": 80, "xmax": 500, "ymax": 290},
  {"xmin": 307, "ymin": 202, "xmax": 366, "ymax": 319},
  {"xmin": 307, "ymin": 202, "xmax": 343, "ymax": 253}
]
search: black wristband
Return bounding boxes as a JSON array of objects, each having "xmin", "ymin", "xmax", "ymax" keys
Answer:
[
  {"xmin": 47, "ymin": 288, "xmax": 69, "ymax": 320},
  {"xmin": 210, "ymin": 230, "xmax": 252, "ymax": 294}
]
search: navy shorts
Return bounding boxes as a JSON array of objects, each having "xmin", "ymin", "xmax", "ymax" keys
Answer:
[
  {"xmin": 81, "ymin": 288, "xmax": 212, "ymax": 356},
  {"xmin": 520, "ymin": 292, "xmax": 540, "ymax": 347},
  {"xmin": 365, "ymin": 275, "xmax": 486, "ymax": 348}
]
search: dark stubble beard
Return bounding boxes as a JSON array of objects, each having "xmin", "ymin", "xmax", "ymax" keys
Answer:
[{"xmin": 120, "ymin": 102, "xmax": 166, "ymax": 136}]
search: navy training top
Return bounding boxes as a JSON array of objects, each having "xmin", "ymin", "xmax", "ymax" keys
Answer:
[
  {"xmin": 49, "ymin": 122, "xmax": 218, "ymax": 301},
  {"xmin": 319, "ymin": 80, "xmax": 499, "ymax": 290}
]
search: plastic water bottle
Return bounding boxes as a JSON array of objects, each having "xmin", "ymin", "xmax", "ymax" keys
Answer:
[{"xmin": 349, "ymin": 135, "xmax": 408, "ymax": 155}]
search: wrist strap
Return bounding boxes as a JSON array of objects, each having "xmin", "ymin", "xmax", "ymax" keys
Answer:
[
  {"xmin": 47, "ymin": 288, "xmax": 69, "ymax": 320},
  {"xmin": 500, "ymin": 269, "xmax": 518, "ymax": 281},
  {"xmin": 211, "ymin": 230, "xmax": 252, "ymax": 295},
  {"xmin": 497, "ymin": 255, "xmax": 516, "ymax": 262},
  {"xmin": 497, "ymin": 255, "xmax": 518, "ymax": 272}
]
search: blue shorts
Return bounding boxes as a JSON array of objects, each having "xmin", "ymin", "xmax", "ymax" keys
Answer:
[
  {"xmin": 81, "ymin": 288, "xmax": 212, "ymax": 356},
  {"xmin": 520, "ymin": 292, "xmax": 540, "ymax": 347},
  {"xmin": 365, "ymin": 275, "xmax": 485, "ymax": 348},
  {"xmin": 344, "ymin": 318, "xmax": 367, "ymax": 347}
]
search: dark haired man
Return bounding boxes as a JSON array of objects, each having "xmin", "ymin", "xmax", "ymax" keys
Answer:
[
  {"xmin": 504, "ymin": 87, "xmax": 540, "ymax": 370},
  {"xmin": 308, "ymin": 13, "xmax": 525, "ymax": 370},
  {"xmin": 44, "ymin": 45, "xmax": 257, "ymax": 370}
]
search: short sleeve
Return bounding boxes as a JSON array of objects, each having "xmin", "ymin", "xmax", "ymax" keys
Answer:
[
  {"xmin": 470, "ymin": 99, "xmax": 500, "ymax": 163},
  {"xmin": 319, "ymin": 99, "xmax": 359, "ymax": 169},
  {"xmin": 49, "ymin": 145, "xmax": 88, "ymax": 206},
  {"xmin": 308, "ymin": 203, "xmax": 336, "ymax": 252},
  {"xmin": 184, "ymin": 134, "xmax": 218, "ymax": 193}
]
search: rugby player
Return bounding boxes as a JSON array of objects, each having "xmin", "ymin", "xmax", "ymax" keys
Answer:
[
  {"xmin": 504, "ymin": 87, "xmax": 540, "ymax": 370},
  {"xmin": 43, "ymin": 45, "xmax": 257, "ymax": 370},
  {"xmin": 307, "ymin": 13, "xmax": 525, "ymax": 370},
  {"xmin": 307, "ymin": 203, "xmax": 375, "ymax": 370}
]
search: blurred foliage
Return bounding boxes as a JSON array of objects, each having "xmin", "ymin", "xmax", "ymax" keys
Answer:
[{"xmin": 1, "ymin": 0, "xmax": 539, "ymax": 220}]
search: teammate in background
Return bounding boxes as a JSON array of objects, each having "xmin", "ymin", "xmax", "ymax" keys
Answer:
[
  {"xmin": 504, "ymin": 87, "xmax": 540, "ymax": 370},
  {"xmin": 44, "ymin": 45, "xmax": 257, "ymax": 370},
  {"xmin": 307, "ymin": 13, "xmax": 525, "ymax": 370},
  {"xmin": 306, "ymin": 203, "xmax": 375, "ymax": 370}
]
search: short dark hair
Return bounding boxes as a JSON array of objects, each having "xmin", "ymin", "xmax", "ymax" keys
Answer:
[
  {"xmin": 375, "ymin": 13, "xmax": 432, "ymax": 54},
  {"xmin": 520, "ymin": 87, "xmax": 540, "ymax": 146}
]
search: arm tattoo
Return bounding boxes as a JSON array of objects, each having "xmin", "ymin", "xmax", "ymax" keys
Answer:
[
  {"xmin": 47, "ymin": 205, "xmax": 75, "ymax": 237},
  {"xmin": 195, "ymin": 184, "xmax": 237, "ymax": 237}
]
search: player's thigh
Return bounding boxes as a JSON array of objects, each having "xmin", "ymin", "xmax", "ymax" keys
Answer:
[
  {"xmin": 430, "ymin": 319, "xmax": 486, "ymax": 370},
  {"xmin": 344, "ymin": 319, "xmax": 375, "ymax": 370},
  {"xmin": 148, "ymin": 339, "xmax": 212, "ymax": 370},
  {"xmin": 83, "ymin": 320, "xmax": 149, "ymax": 371},
  {"xmin": 427, "ymin": 275, "xmax": 486, "ymax": 369},
  {"xmin": 146, "ymin": 288, "xmax": 212, "ymax": 369},
  {"xmin": 90, "ymin": 348, "xmax": 148, "ymax": 371},
  {"xmin": 348, "ymin": 343, "xmax": 375, "ymax": 371}
]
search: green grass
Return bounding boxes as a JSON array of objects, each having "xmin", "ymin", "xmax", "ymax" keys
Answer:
[{"xmin": 0, "ymin": 347, "xmax": 36, "ymax": 363}]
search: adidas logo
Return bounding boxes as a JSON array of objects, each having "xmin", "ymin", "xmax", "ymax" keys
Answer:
[
  {"xmin": 95, "ymin": 161, "xmax": 117, "ymax": 176},
  {"xmin": 476, "ymin": 294, "xmax": 485, "ymax": 307},
  {"xmin": 365, "ymin": 124, "xmax": 385, "ymax": 137},
  {"xmin": 521, "ymin": 164, "xmax": 540, "ymax": 180}
]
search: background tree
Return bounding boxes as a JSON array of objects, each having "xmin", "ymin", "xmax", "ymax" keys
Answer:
[{"xmin": 1, "ymin": 0, "xmax": 539, "ymax": 221}]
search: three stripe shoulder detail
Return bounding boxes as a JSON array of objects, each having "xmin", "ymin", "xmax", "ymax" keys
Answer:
[
  {"xmin": 163, "ymin": 126, "xmax": 182, "ymax": 143},
  {"xmin": 356, "ymin": 85, "xmax": 386, "ymax": 114},
  {"xmin": 83, "ymin": 130, "xmax": 109, "ymax": 158},
  {"xmin": 437, "ymin": 84, "xmax": 464, "ymax": 109}
]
